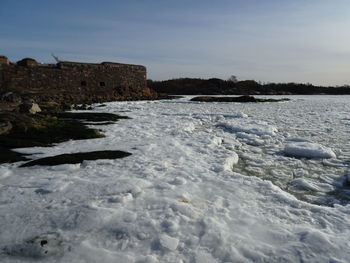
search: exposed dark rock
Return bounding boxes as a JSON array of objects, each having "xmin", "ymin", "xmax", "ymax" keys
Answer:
[
  {"xmin": 0, "ymin": 147, "xmax": 29, "ymax": 164},
  {"xmin": 57, "ymin": 112, "xmax": 129, "ymax": 122},
  {"xmin": 0, "ymin": 112, "xmax": 104, "ymax": 150},
  {"xmin": 190, "ymin": 95, "xmax": 290, "ymax": 103},
  {"xmin": 39, "ymin": 101, "xmax": 72, "ymax": 114},
  {"xmin": 0, "ymin": 110, "xmax": 130, "ymax": 164},
  {"xmin": 20, "ymin": 150, "xmax": 132, "ymax": 167}
]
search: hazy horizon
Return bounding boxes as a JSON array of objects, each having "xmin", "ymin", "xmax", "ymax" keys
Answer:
[{"xmin": 1, "ymin": 0, "xmax": 350, "ymax": 86}]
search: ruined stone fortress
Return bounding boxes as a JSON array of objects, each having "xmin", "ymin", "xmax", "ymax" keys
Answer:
[{"xmin": 0, "ymin": 55, "xmax": 154, "ymax": 103}]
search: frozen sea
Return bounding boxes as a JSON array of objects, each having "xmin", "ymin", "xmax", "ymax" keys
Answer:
[{"xmin": 1, "ymin": 95, "xmax": 350, "ymax": 262}]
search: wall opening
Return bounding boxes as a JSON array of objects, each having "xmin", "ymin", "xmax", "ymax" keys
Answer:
[
  {"xmin": 100, "ymin": 82, "xmax": 105, "ymax": 87},
  {"xmin": 81, "ymin": 81, "xmax": 87, "ymax": 86}
]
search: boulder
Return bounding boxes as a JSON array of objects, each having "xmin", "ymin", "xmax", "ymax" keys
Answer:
[{"xmin": 19, "ymin": 102, "xmax": 42, "ymax": 114}]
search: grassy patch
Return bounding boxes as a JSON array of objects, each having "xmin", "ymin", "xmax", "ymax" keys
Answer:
[
  {"xmin": 0, "ymin": 117, "xmax": 104, "ymax": 149},
  {"xmin": 0, "ymin": 111, "xmax": 130, "ymax": 164}
]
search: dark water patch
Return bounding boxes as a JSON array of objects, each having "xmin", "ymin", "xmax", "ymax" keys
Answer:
[
  {"xmin": 20, "ymin": 150, "xmax": 132, "ymax": 167},
  {"xmin": 0, "ymin": 147, "xmax": 29, "ymax": 164}
]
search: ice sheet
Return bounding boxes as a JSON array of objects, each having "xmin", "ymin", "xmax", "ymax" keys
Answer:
[{"xmin": 1, "ymin": 95, "xmax": 350, "ymax": 262}]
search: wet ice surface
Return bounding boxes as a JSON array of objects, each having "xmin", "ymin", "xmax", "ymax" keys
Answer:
[{"xmin": 1, "ymin": 95, "xmax": 350, "ymax": 262}]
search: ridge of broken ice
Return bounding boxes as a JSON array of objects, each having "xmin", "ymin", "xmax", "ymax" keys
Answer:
[{"xmin": 217, "ymin": 119, "xmax": 278, "ymax": 136}]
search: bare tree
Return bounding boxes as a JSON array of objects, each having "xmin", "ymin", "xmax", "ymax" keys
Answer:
[{"xmin": 228, "ymin": 75, "xmax": 238, "ymax": 83}]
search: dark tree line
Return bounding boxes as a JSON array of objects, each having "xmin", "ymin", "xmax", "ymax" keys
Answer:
[{"xmin": 148, "ymin": 78, "xmax": 350, "ymax": 95}]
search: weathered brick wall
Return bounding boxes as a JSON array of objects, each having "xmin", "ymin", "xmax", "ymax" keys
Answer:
[{"xmin": 0, "ymin": 59, "xmax": 153, "ymax": 103}]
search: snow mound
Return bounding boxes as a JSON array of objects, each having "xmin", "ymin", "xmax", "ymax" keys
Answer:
[
  {"xmin": 0, "ymin": 167, "xmax": 12, "ymax": 179},
  {"xmin": 223, "ymin": 152, "xmax": 239, "ymax": 171},
  {"xmin": 217, "ymin": 120, "xmax": 278, "ymax": 136},
  {"xmin": 284, "ymin": 142, "xmax": 336, "ymax": 159}
]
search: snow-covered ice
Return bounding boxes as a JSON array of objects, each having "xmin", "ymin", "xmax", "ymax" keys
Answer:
[
  {"xmin": 159, "ymin": 234, "xmax": 179, "ymax": 251},
  {"xmin": 284, "ymin": 142, "xmax": 336, "ymax": 159},
  {"xmin": 1, "ymin": 95, "xmax": 350, "ymax": 262}
]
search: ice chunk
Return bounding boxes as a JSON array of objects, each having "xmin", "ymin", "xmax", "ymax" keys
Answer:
[
  {"xmin": 159, "ymin": 234, "xmax": 179, "ymax": 251},
  {"xmin": 211, "ymin": 136, "xmax": 223, "ymax": 146},
  {"xmin": 217, "ymin": 120, "xmax": 278, "ymax": 136},
  {"xmin": 284, "ymin": 142, "xmax": 336, "ymax": 159},
  {"xmin": 236, "ymin": 132, "xmax": 265, "ymax": 146},
  {"xmin": 289, "ymin": 178, "xmax": 335, "ymax": 193},
  {"xmin": 49, "ymin": 163, "xmax": 81, "ymax": 171},
  {"xmin": 285, "ymin": 137, "xmax": 311, "ymax": 143},
  {"xmin": 183, "ymin": 122, "xmax": 196, "ymax": 132},
  {"xmin": 289, "ymin": 178, "xmax": 320, "ymax": 192},
  {"xmin": 223, "ymin": 152, "xmax": 239, "ymax": 171},
  {"xmin": 223, "ymin": 112, "xmax": 248, "ymax": 118},
  {"xmin": 0, "ymin": 167, "xmax": 12, "ymax": 179}
]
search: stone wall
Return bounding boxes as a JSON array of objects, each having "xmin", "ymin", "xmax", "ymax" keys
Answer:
[{"xmin": 0, "ymin": 56, "xmax": 154, "ymax": 104}]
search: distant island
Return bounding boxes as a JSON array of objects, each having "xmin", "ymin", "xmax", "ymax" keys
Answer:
[{"xmin": 148, "ymin": 78, "xmax": 350, "ymax": 95}]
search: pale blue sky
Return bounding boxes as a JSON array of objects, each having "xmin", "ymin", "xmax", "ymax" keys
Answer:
[{"xmin": 1, "ymin": 0, "xmax": 350, "ymax": 85}]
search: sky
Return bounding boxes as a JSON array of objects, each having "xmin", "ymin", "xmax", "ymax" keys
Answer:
[{"xmin": 1, "ymin": 0, "xmax": 350, "ymax": 86}]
